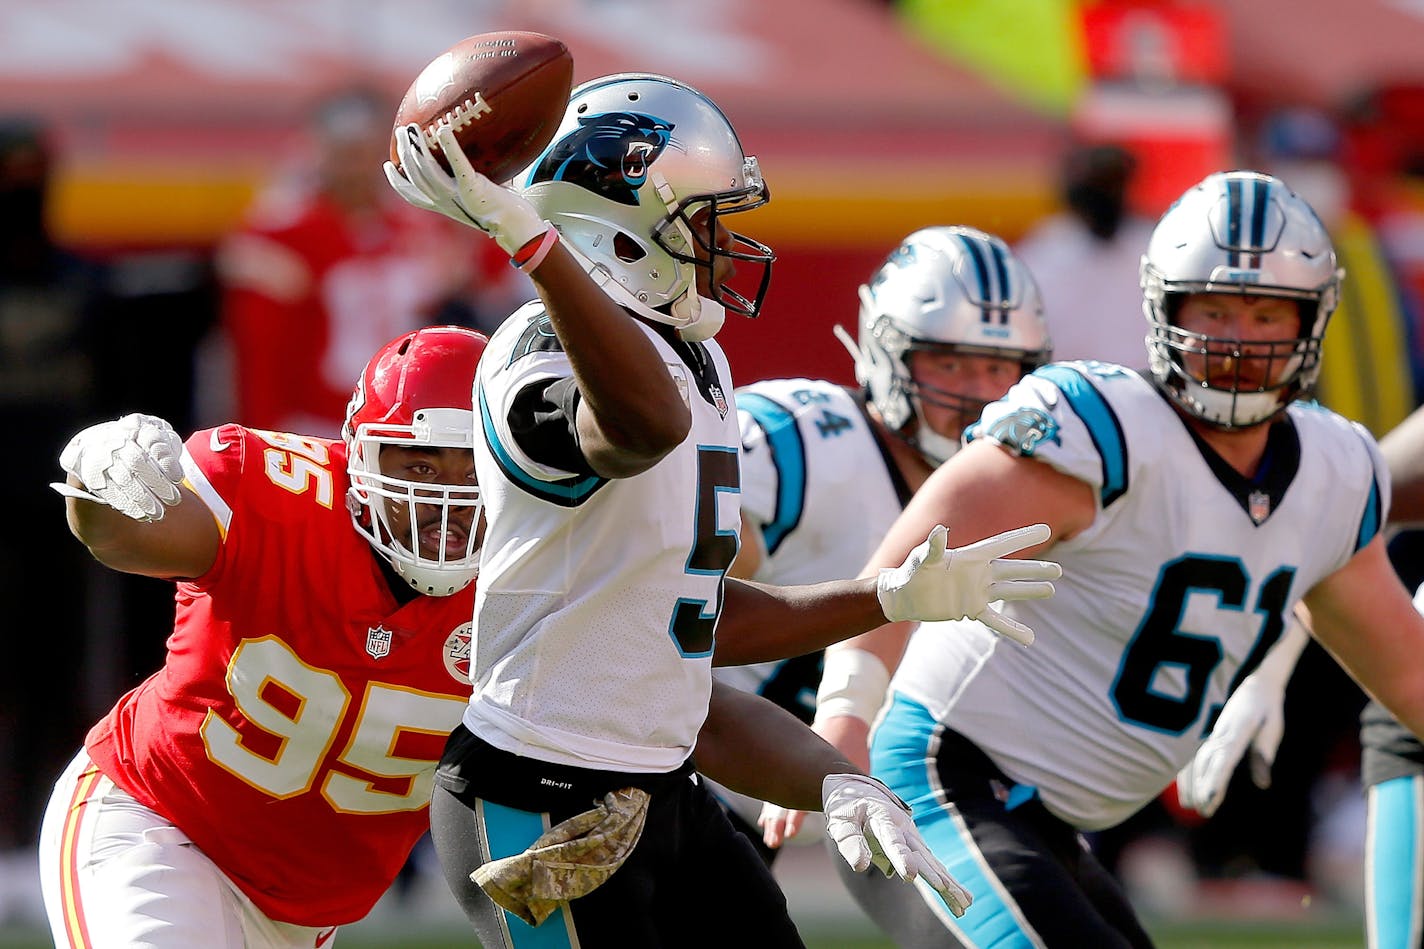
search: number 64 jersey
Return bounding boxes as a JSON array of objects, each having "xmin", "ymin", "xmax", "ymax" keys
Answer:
[{"xmin": 892, "ymin": 362, "xmax": 1388, "ymax": 831}]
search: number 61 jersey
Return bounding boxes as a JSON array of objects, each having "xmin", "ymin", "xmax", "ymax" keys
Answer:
[
  {"xmin": 83, "ymin": 425, "xmax": 474, "ymax": 925},
  {"xmin": 892, "ymin": 362, "xmax": 1388, "ymax": 831}
]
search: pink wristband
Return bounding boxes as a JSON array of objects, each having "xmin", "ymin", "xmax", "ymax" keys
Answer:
[{"xmin": 510, "ymin": 225, "xmax": 559, "ymax": 273}]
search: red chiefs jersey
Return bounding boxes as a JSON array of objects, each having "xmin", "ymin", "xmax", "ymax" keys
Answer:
[{"xmin": 85, "ymin": 425, "xmax": 474, "ymax": 926}]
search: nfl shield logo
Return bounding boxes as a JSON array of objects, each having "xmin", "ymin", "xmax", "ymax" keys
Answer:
[
  {"xmin": 1248, "ymin": 490, "xmax": 1271, "ymax": 525},
  {"xmin": 709, "ymin": 384, "xmax": 729, "ymax": 418},
  {"xmin": 365, "ymin": 625, "xmax": 393, "ymax": 660}
]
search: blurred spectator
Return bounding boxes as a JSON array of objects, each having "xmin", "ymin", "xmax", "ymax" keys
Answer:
[
  {"xmin": 1343, "ymin": 82, "xmax": 1424, "ymax": 407},
  {"xmin": 0, "ymin": 118, "xmax": 105, "ymax": 851},
  {"xmin": 1014, "ymin": 142, "xmax": 1158, "ymax": 367},
  {"xmin": 1259, "ymin": 106, "xmax": 1416, "ymax": 437},
  {"xmin": 214, "ymin": 86, "xmax": 526, "ymax": 436}
]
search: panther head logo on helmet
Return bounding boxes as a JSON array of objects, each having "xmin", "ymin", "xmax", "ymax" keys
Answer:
[
  {"xmin": 517, "ymin": 73, "xmax": 773, "ymax": 342},
  {"xmin": 529, "ymin": 112, "xmax": 674, "ymax": 206}
]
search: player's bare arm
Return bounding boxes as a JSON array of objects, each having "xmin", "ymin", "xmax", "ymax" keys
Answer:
[
  {"xmin": 714, "ymin": 576, "xmax": 884, "ymax": 667},
  {"xmin": 529, "ymin": 242, "xmax": 692, "ymax": 477},
  {"xmin": 63, "ymin": 481, "xmax": 218, "ymax": 580},
  {"xmin": 1303, "ymin": 535, "xmax": 1424, "ymax": 738},
  {"xmin": 697, "ymin": 680, "xmax": 855, "ymax": 811}
]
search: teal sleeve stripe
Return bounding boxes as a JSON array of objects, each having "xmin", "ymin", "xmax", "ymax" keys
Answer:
[
  {"xmin": 479, "ymin": 383, "xmax": 606, "ymax": 507},
  {"xmin": 738, "ymin": 392, "xmax": 807, "ymax": 555},
  {"xmin": 1358, "ymin": 474, "xmax": 1382, "ymax": 552},
  {"xmin": 1033, "ymin": 365, "xmax": 1128, "ymax": 507}
]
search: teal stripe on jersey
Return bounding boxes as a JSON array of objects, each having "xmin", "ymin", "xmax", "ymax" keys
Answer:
[
  {"xmin": 1358, "ymin": 471, "xmax": 1382, "ymax": 552},
  {"xmin": 479, "ymin": 800, "xmax": 574, "ymax": 948},
  {"xmin": 738, "ymin": 392, "xmax": 808, "ymax": 555},
  {"xmin": 873, "ymin": 693, "xmax": 1036, "ymax": 946},
  {"xmin": 1033, "ymin": 365, "xmax": 1128, "ymax": 506},
  {"xmin": 479, "ymin": 383, "xmax": 606, "ymax": 507},
  {"xmin": 1369, "ymin": 776, "xmax": 1424, "ymax": 949}
]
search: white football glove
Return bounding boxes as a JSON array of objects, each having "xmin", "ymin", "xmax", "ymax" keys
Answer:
[
  {"xmin": 1175, "ymin": 616, "xmax": 1308, "ymax": 817},
  {"xmin": 53, "ymin": 413, "xmax": 184, "ymax": 522},
  {"xmin": 384, "ymin": 123, "xmax": 548, "ymax": 257},
  {"xmin": 876, "ymin": 524, "xmax": 1060, "ymax": 645},
  {"xmin": 823, "ymin": 773, "xmax": 972, "ymax": 917}
]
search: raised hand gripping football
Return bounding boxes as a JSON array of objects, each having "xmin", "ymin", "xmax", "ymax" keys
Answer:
[
  {"xmin": 876, "ymin": 523, "xmax": 1060, "ymax": 645},
  {"xmin": 52, "ymin": 413, "xmax": 184, "ymax": 522},
  {"xmin": 822, "ymin": 773, "xmax": 972, "ymax": 917},
  {"xmin": 385, "ymin": 123, "xmax": 550, "ymax": 259}
]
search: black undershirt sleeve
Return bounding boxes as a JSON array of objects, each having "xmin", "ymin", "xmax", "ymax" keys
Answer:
[{"xmin": 507, "ymin": 376, "xmax": 598, "ymax": 477}]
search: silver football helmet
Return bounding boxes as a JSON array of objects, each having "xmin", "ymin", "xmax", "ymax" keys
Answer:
[
  {"xmin": 520, "ymin": 73, "xmax": 773, "ymax": 341},
  {"xmin": 841, "ymin": 226, "xmax": 1053, "ymax": 464},
  {"xmin": 1141, "ymin": 170, "xmax": 1342, "ymax": 429}
]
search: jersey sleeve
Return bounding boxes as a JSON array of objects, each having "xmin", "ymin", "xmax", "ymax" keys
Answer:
[
  {"xmin": 972, "ymin": 362, "xmax": 1130, "ymax": 505},
  {"xmin": 178, "ymin": 423, "xmax": 250, "ymax": 587},
  {"xmin": 478, "ymin": 302, "xmax": 592, "ymax": 484},
  {"xmin": 1350, "ymin": 418, "xmax": 1390, "ymax": 553},
  {"xmin": 736, "ymin": 400, "xmax": 782, "ymax": 528}
]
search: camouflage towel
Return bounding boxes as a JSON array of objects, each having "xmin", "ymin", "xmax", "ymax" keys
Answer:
[{"xmin": 471, "ymin": 786, "xmax": 651, "ymax": 926}]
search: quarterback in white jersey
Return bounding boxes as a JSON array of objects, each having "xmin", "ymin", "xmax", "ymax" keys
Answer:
[
  {"xmin": 814, "ymin": 171, "xmax": 1424, "ymax": 947},
  {"xmin": 387, "ymin": 74, "xmax": 1062, "ymax": 948},
  {"xmin": 466, "ymin": 297, "xmax": 740, "ymax": 770},
  {"xmin": 713, "ymin": 228, "xmax": 1052, "ymax": 858}
]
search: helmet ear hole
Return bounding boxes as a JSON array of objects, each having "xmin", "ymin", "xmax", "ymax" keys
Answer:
[{"xmin": 613, "ymin": 232, "xmax": 646, "ymax": 263}]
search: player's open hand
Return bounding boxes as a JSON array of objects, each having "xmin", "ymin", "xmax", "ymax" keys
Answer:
[
  {"xmin": 876, "ymin": 524, "xmax": 1060, "ymax": 645},
  {"xmin": 822, "ymin": 773, "xmax": 972, "ymax": 917}
]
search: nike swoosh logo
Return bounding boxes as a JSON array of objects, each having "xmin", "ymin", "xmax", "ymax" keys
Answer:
[
  {"xmin": 210, "ymin": 430, "xmax": 230, "ymax": 452},
  {"xmin": 315, "ymin": 927, "xmax": 337, "ymax": 947}
]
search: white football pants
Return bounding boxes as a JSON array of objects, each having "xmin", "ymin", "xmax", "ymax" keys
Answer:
[{"xmin": 38, "ymin": 750, "xmax": 340, "ymax": 949}]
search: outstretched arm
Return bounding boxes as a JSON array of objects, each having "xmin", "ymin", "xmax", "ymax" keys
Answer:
[
  {"xmin": 712, "ymin": 522, "xmax": 1058, "ymax": 667},
  {"xmin": 1305, "ymin": 536, "xmax": 1424, "ymax": 738}
]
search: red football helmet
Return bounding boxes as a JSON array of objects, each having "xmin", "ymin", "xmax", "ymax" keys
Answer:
[{"xmin": 343, "ymin": 326, "xmax": 487, "ymax": 595}]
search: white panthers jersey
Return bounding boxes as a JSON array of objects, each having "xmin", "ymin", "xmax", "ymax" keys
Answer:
[
  {"xmin": 464, "ymin": 302, "xmax": 742, "ymax": 773},
  {"xmin": 714, "ymin": 378, "xmax": 908, "ymax": 711},
  {"xmin": 892, "ymin": 361, "xmax": 1388, "ymax": 831}
]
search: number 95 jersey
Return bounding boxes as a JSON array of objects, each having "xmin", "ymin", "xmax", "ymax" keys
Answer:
[
  {"xmin": 892, "ymin": 362, "xmax": 1388, "ymax": 831},
  {"xmin": 83, "ymin": 425, "xmax": 474, "ymax": 926}
]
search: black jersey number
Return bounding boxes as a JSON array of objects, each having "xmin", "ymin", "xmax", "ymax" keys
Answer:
[
  {"xmin": 1111, "ymin": 556, "xmax": 1295, "ymax": 735},
  {"xmin": 669, "ymin": 446, "xmax": 740, "ymax": 657}
]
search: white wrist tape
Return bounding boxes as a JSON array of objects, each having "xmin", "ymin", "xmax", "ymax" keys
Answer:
[{"xmin": 815, "ymin": 648, "xmax": 891, "ymax": 727}]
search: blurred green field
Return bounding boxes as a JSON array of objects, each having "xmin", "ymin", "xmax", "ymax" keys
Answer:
[{"xmin": 0, "ymin": 917, "xmax": 1367, "ymax": 949}]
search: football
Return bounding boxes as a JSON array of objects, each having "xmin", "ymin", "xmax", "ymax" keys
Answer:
[{"xmin": 390, "ymin": 31, "xmax": 573, "ymax": 184}]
